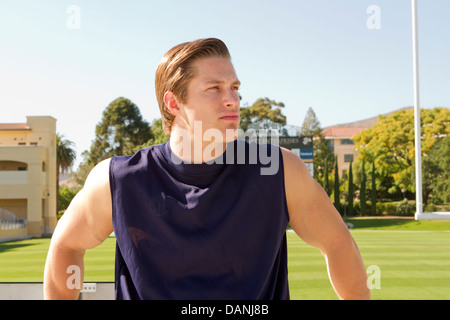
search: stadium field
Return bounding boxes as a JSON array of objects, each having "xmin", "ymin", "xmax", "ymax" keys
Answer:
[{"xmin": 1, "ymin": 219, "xmax": 450, "ymax": 299}]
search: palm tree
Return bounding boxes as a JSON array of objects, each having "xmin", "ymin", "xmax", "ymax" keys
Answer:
[{"xmin": 57, "ymin": 133, "xmax": 76, "ymax": 212}]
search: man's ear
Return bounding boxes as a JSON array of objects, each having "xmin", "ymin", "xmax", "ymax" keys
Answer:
[{"xmin": 164, "ymin": 91, "xmax": 181, "ymax": 115}]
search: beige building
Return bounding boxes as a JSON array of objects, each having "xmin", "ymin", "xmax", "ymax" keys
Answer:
[
  {"xmin": 0, "ymin": 116, "xmax": 57, "ymax": 240},
  {"xmin": 321, "ymin": 127, "xmax": 367, "ymax": 178}
]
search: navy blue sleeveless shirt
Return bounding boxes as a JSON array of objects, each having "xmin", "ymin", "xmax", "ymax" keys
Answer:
[{"xmin": 109, "ymin": 139, "xmax": 290, "ymax": 300}]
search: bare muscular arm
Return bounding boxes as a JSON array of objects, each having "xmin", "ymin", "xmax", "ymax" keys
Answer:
[
  {"xmin": 282, "ymin": 148, "xmax": 370, "ymax": 300},
  {"xmin": 43, "ymin": 159, "xmax": 113, "ymax": 299}
]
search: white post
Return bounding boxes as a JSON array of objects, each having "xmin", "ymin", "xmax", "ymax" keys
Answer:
[{"xmin": 412, "ymin": 0, "xmax": 423, "ymax": 220}]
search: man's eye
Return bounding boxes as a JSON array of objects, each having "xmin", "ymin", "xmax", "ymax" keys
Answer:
[{"xmin": 232, "ymin": 86, "xmax": 240, "ymax": 91}]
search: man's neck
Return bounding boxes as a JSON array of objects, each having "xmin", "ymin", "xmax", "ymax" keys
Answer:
[{"xmin": 169, "ymin": 130, "xmax": 228, "ymax": 164}]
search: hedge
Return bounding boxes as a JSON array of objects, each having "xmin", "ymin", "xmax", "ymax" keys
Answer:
[{"xmin": 341, "ymin": 199, "xmax": 416, "ymax": 217}]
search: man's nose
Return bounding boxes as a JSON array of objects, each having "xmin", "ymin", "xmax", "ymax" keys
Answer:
[{"xmin": 223, "ymin": 89, "xmax": 240, "ymax": 108}]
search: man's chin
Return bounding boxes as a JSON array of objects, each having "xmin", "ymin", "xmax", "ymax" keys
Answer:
[{"xmin": 223, "ymin": 127, "xmax": 239, "ymax": 142}]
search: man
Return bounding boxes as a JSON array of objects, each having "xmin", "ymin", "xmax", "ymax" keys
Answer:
[{"xmin": 44, "ymin": 38, "xmax": 370, "ymax": 300}]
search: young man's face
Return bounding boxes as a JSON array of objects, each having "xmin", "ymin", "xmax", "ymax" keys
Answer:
[{"xmin": 176, "ymin": 57, "xmax": 241, "ymax": 142}]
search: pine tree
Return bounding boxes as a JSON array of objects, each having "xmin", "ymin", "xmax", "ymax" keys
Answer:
[
  {"xmin": 300, "ymin": 107, "xmax": 322, "ymax": 136},
  {"xmin": 360, "ymin": 158, "xmax": 367, "ymax": 216},
  {"xmin": 300, "ymin": 107, "xmax": 334, "ymax": 188},
  {"xmin": 334, "ymin": 157, "xmax": 341, "ymax": 215},
  {"xmin": 348, "ymin": 160, "xmax": 354, "ymax": 216},
  {"xmin": 86, "ymin": 97, "xmax": 152, "ymax": 165},
  {"xmin": 324, "ymin": 156, "xmax": 329, "ymax": 196},
  {"xmin": 74, "ymin": 97, "xmax": 153, "ymax": 188}
]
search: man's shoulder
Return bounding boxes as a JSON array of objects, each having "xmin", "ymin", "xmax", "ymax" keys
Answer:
[
  {"xmin": 109, "ymin": 143, "xmax": 169, "ymax": 183},
  {"xmin": 84, "ymin": 158, "xmax": 112, "ymax": 191},
  {"xmin": 111, "ymin": 142, "xmax": 166, "ymax": 167}
]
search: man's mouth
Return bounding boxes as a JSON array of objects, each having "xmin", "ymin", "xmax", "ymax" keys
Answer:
[{"xmin": 220, "ymin": 114, "xmax": 240, "ymax": 121}]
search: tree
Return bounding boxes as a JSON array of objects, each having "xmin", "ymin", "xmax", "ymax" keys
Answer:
[
  {"xmin": 75, "ymin": 97, "xmax": 153, "ymax": 188},
  {"xmin": 353, "ymin": 107, "xmax": 450, "ymax": 201},
  {"xmin": 132, "ymin": 118, "xmax": 170, "ymax": 153},
  {"xmin": 348, "ymin": 160, "xmax": 354, "ymax": 216},
  {"xmin": 149, "ymin": 118, "xmax": 170, "ymax": 145},
  {"xmin": 421, "ymin": 156, "xmax": 440, "ymax": 206},
  {"xmin": 324, "ymin": 156, "xmax": 330, "ymax": 196},
  {"xmin": 360, "ymin": 158, "xmax": 367, "ymax": 216},
  {"xmin": 85, "ymin": 97, "xmax": 153, "ymax": 166},
  {"xmin": 56, "ymin": 133, "xmax": 76, "ymax": 213},
  {"xmin": 58, "ymin": 186, "xmax": 77, "ymax": 217},
  {"xmin": 300, "ymin": 107, "xmax": 322, "ymax": 136},
  {"xmin": 423, "ymin": 136, "xmax": 450, "ymax": 204},
  {"xmin": 239, "ymin": 97, "xmax": 286, "ymax": 131},
  {"xmin": 300, "ymin": 107, "xmax": 334, "ymax": 188},
  {"xmin": 334, "ymin": 157, "xmax": 341, "ymax": 214}
]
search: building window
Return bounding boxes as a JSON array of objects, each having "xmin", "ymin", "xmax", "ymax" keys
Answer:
[
  {"xmin": 341, "ymin": 139, "xmax": 355, "ymax": 145},
  {"xmin": 344, "ymin": 154, "xmax": 354, "ymax": 163},
  {"xmin": 18, "ymin": 142, "xmax": 26, "ymax": 146}
]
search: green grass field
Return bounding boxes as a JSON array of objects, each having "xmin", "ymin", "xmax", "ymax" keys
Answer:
[
  {"xmin": 1, "ymin": 218, "xmax": 450, "ymax": 299},
  {"xmin": 287, "ymin": 230, "xmax": 450, "ymax": 299}
]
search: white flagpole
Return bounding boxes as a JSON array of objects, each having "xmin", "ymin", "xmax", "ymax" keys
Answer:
[{"xmin": 412, "ymin": 0, "xmax": 423, "ymax": 220}]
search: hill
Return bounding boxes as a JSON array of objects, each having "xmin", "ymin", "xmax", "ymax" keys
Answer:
[{"xmin": 323, "ymin": 106, "xmax": 414, "ymax": 129}]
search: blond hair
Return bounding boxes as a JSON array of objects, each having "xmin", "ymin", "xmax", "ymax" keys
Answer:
[{"xmin": 155, "ymin": 38, "xmax": 231, "ymax": 135}]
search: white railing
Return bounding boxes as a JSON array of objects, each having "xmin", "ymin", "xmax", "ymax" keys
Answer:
[
  {"xmin": 0, "ymin": 283, "xmax": 114, "ymax": 300},
  {"xmin": 0, "ymin": 208, "xmax": 27, "ymax": 229}
]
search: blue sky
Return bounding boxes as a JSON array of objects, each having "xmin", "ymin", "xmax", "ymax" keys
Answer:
[{"xmin": 1, "ymin": 0, "xmax": 449, "ymax": 169}]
